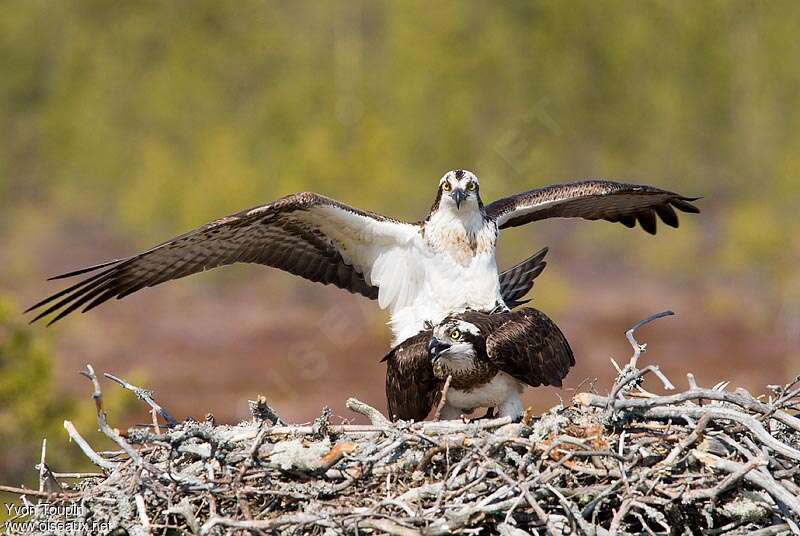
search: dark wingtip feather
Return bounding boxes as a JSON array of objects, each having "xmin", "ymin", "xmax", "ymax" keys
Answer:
[
  {"xmin": 637, "ymin": 209, "xmax": 658, "ymax": 235},
  {"xmin": 45, "ymin": 307, "xmax": 84, "ymax": 326},
  {"xmin": 25, "ymin": 268, "xmax": 119, "ymax": 319},
  {"xmin": 81, "ymin": 288, "xmax": 120, "ymax": 314},
  {"xmin": 672, "ymin": 198, "xmax": 701, "ymax": 214},
  {"xmin": 29, "ymin": 296, "xmax": 74, "ymax": 324},
  {"xmin": 41, "ymin": 281, "xmax": 115, "ymax": 326},
  {"xmin": 654, "ymin": 204, "xmax": 679, "ymax": 228},
  {"xmin": 504, "ymin": 299, "xmax": 530, "ymax": 309},
  {"xmin": 514, "ymin": 260, "xmax": 546, "ymax": 284},
  {"xmin": 516, "ymin": 247, "xmax": 549, "ymax": 266},
  {"xmin": 25, "ymin": 277, "xmax": 99, "ymax": 315},
  {"xmin": 619, "ymin": 215, "xmax": 637, "ymax": 228},
  {"xmin": 30, "ymin": 311, "xmax": 50, "ymax": 324},
  {"xmin": 24, "ymin": 302, "xmax": 46, "ymax": 316},
  {"xmin": 46, "ymin": 259, "xmax": 123, "ymax": 280},
  {"xmin": 45, "ymin": 315, "xmax": 64, "ymax": 327}
]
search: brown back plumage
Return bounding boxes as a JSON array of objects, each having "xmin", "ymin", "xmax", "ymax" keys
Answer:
[
  {"xmin": 477, "ymin": 309, "xmax": 575, "ymax": 388},
  {"xmin": 383, "ymin": 307, "xmax": 574, "ymax": 421}
]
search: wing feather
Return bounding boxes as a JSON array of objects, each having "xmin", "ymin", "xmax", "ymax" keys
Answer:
[
  {"xmin": 382, "ymin": 331, "xmax": 443, "ymax": 422},
  {"xmin": 27, "ymin": 193, "xmax": 420, "ymax": 323},
  {"xmin": 486, "ymin": 179, "xmax": 700, "ymax": 234},
  {"xmin": 483, "ymin": 309, "xmax": 575, "ymax": 388},
  {"xmin": 498, "ymin": 247, "xmax": 548, "ymax": 309},
  {"xmin": 637, "ymin": 209, "xmax": 657, "ymax": 235}
]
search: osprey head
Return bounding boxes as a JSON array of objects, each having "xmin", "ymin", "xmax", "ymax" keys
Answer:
[
  {"xmin": 427, "ymin": 316, "xmax": 482, "ymax": 372},
  {"xmin": 437, "ymin": 170, "xmax": 481, "ymax": 211}
]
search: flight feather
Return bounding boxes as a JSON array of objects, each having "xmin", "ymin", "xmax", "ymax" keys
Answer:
[{"xmin": 486, "ymin": 179, "xmax": 700, "ymax": 234}]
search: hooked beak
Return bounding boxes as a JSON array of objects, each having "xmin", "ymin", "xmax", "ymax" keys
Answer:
[
  {"xmin": 450, "ymin": 189, "xmax": 467, "ymax": 210},
  {"xmin": 427, "ymin": 337, "xmax": 451, "ymax": 364}
]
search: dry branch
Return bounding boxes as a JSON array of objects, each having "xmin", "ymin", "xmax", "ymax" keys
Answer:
[{"xmin": 104, "ymin": 372, "xmax": 178, "ymax": 427}]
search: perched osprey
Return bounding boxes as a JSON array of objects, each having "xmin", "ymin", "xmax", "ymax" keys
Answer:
[
  {"xmin": 383, "ymin": 308, "xmax": 574, "ymax": 421},
  {"xmin": 27, "ymin": 170, "xmax": 698, "ymax": 344}
]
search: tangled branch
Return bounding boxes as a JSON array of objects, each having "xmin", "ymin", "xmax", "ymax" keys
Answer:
[{"xmin": 7, "ymin": 313, "xmax": 800, "ymax": 535}]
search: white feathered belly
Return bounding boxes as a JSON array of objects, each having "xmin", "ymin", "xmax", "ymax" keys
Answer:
[
  {"xmin": 388, "ymin": 252, "xmax": 502, "ymax": 344},
  {"xmin": 359, "ymin": 213, "xmax": 501, "ymax": 345},
  {"xmin": 447, "ymin": 372, "xmax": 524, "ymax": 411}
]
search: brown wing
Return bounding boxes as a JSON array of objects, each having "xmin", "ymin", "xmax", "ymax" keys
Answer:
[
  {"xmin": 486, "ymin": 179, "xmax": 700, "ymax": 234},
  {"xmin": 382, "ymin": 330, "xmax": 442, "ymax": 422},
  {"xmin": 484, "ymin": 309, "xmax": 575, "ymax": 388},
  {"xmin": 498, "ymin": 247, "xmax": 548, "ymax": 309},
  {"xmin": 26, "ymin": 193, "xmax": 420, "ymax": 324}
]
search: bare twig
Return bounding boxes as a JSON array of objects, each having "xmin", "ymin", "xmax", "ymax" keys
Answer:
[
  {"xmin": 63, "ymin": 420, "xmax": 117, "ymax": 470},
  {"xmin": 51, "ymin": 472, "xmax": 104, "ymax": 479},
  {"xmin": 579, "ymin": 394, "xmax": 800, "ymax": 461},
  {"xmin": 37, "ymin": 438, "xmax": 49, "ymax": 492},
  {"xmin": 236, "ymin": 421, "xmax": 274, "ymax": 482},
  {"xmin": 694, "ymin": 450, "xmax": 800, "ymax": 517},
  {"xmin": 661, "ymin": 414, "xmax": 711, "ymax": 466},
  {"xmin": 104, "ymin": 372, "xmax": 178, "ymax": 427},
  {"xmin": 625, "ymin": 310, "xmax": 674, "ymax": 369},
  {"xmin": 80, "ymin": 365, "xmax": 144, "ymax": 466},
  {"xmin": 607, "ymin": 311, "xmax": 676, "ymax": 411},
  {"xmin": 433, "ymin": 374, "xmax": 453, "ymax": 421},
  {"xmin": 166, "ymin": 498, "xmax": 200, "ymax": 534},
  {"xmin": 135, "ymin": 494, "xmax": 151, "ymax": 534},
  {"xmin": 346, "ymin": 398, "xmax": 393, "ymax": 428},
  {"xmin": 0, "ymin": 485, "xmax": 80, "ymax": 498},
  {"xmin": 684, "ymin": 457, "xmax": 764, "ymax": 502}
]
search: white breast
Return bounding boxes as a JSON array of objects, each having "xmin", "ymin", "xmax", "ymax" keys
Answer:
[
  {"xmin": 386, "ymin": 219, "xmax": 502, "ymax": 344},
  {"xmin": 446, "ymin": 372, "xmax": 524, "ymax": 411},
  {"xmin": 352, "ymin": 204, "xmax": 502, "ymax": 344}
]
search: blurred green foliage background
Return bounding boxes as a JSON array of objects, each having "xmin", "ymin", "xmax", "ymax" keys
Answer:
[
  {"xmin": 1, "ymin": 0, "xmax": 799, "ymax": 488},
  {"xmin": 0, "ymin": 299, "xmax": 135, "ymax": 511}
]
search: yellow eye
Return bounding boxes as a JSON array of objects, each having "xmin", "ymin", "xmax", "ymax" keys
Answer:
[
  {"xmin": 450, "ymin": 328, "xmax": 462, "ymax": 340},
  {"xmin": 442, "ymin": 182, "xmax": 452, "ymax": 192},
  {"xmin": 467, "ymin": 182, "xmax": 476, "ymax": 191}
]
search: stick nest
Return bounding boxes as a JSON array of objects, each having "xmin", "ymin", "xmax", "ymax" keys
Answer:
[{"xmin": 13, "ymin": 314, "xmax": 800, "ymax": 535}]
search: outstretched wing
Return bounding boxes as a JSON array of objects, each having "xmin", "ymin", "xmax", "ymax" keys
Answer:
[
  {"xmin": 498, "ymin": 247, "xmax": 548, "ymax": 309},
  {"xmin": 27, "ymin": 193, "xmax": 421, "ymax": 324},
  {"xmin": 382, "ymin": 330, "xmax": 442, "ymax": 422},
  {"xmin": 484, "ymin": 309, "xmax": 575, "ymax": 388},
  {"xmin": 486, "ymin": 180, "xmax": 700, "ymax": 234}
]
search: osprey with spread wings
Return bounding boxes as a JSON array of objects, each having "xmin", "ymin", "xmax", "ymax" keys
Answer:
[{"xmin": 28, "ymin": 170, "xmax": 699, "ymax": 343}]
